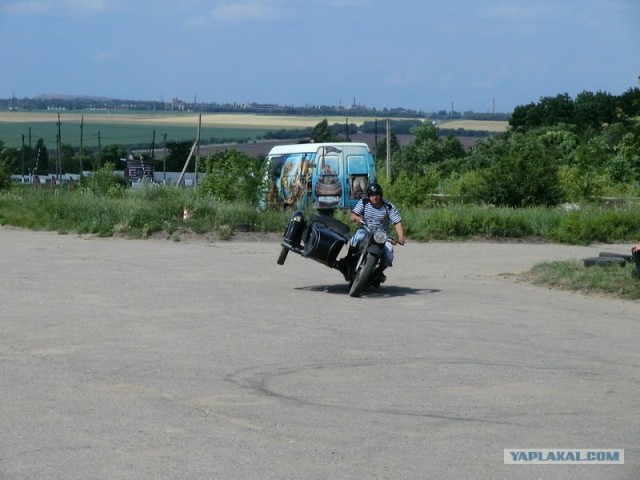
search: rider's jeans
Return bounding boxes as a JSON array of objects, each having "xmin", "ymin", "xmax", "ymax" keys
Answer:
[{"xmin": 349, "ymin": 228, "xmax": 394, "ymax": 268}]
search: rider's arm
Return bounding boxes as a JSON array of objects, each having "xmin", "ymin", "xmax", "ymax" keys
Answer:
[
  {"xmin": 351, "ymin": 200, "xmax": 365, "ymax": 224},
  {"xmin": 393, "ymin": 221, "xmax": 406, "ymax": 245}
]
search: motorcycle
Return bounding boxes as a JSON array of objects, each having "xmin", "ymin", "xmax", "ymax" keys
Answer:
[{"xmin": 277, "ymin": 211, "xmax": 394, "ymax": 297}]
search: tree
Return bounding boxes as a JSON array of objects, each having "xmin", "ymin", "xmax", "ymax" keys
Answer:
[
  {"xmin": 60, "ymin": 144, "xmax": 78, "ymax": 174},
  {"xmin": 617, "ymin": 87, "xmax": 640, "ymax": 118},
  {"xmin": 0, "ymin": 140, "xmax": 14, "ymax": 188},
  {"xmin": 390, "ymin": 124, "xmax": 463, "ymax": 178},
  {"xmin": 509, "ymin": 102, "xmax": 543, "ymax": 130},
  {"xmin": 471, "ymin": 132, "xmax": 564, "ymax": 207},
  {"xmin": 374, "ymin": 132, "xmax": 400, "ymax": 166},
  {"xmin": 310, "ymin": 119, "xmax": 334, "ymax": 143},
  {"xmin": 165, "ymin": 141, "xmax": 193, "ymax": 172},
  {"xmin": 198, "ymin": 149, "xmax": 263, "ymax": 204},
  {"xmin": 574, "ymin": 91, "xmax": 616, "ymax": 133},
  {"xmin": 538, "ymin": 93, "xmax": 575, "ymax": 126},
  {"xmin": 101, "ymin": 144, "xmax": 128, "ymax": 167},
  {"xmin": 0, "ymin": 140, "xmax": 19, "ymax": 174}
]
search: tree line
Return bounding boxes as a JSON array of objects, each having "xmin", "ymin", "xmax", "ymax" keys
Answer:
[{"xmin": 376, "ymin": 88, "xmax": 640, "ymax": 207}]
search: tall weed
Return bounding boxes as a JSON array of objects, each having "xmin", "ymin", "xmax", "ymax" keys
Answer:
[{"xmin": 2, "ymin": 187, "xmax": 640, "ymax": 244}]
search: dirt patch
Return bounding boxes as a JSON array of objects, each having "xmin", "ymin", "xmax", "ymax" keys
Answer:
[{"xmin": 146, "ymin": 229, "xmax": 281, "ymax": 244}]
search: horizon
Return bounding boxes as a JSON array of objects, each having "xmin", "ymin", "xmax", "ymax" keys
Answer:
[
  {"xmin": 4, "ymin": 92, "xmax": 514, "ymax": 114},
  {"xmin": 1, "ymin": 1, "xmax": 639, "ymax": 113}
]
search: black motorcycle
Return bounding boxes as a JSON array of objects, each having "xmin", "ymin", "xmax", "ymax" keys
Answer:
[{"xmin": 277, "ymin": 211, "xmax": 391, "ymax": 297}]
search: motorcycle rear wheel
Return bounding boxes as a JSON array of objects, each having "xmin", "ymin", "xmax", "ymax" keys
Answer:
[{"xmin": 349, "ymin": 254, "xmax": 377, "ymax": 297}]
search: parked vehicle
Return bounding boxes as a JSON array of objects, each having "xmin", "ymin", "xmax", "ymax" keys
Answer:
[
  {"xmin": 277, "ymin": 211, "xmax": 392, "ymax": 297},
  {"xmin": 262, "ymin": 142, "xmax": 376, "ymax": 211}
]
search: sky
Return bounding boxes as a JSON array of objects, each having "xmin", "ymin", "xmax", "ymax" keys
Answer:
[{"xmin": 1, "ymin": 0, "xmax": 639, "ymax": 113}]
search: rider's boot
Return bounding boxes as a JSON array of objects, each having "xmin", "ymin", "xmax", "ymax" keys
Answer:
[
  {"xmin": 337, "ymin": 246, "xmax": 357, "ymax": 280},
  {"xmin": 371, "ymin": 266, "xmax": 387, "ymax": 287}
]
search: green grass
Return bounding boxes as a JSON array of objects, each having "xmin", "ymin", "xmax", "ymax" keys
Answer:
[
  {"xmin": 521, "ymin": 260, "xmax": 640, "ymax": 300},
  {"xmin": 0, "ymin": 185, "xmax": 290, "ymax": 239},
  {"xmin": 3, "ymin": 187, "xmax": 640, "ymax": 244},
  {"xmin": 401, "ymin": 204, "xmax": 640, "ymax": 243}
]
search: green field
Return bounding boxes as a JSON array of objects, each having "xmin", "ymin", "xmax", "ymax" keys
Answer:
[{"xmin": 0, "ymin": 111, "xmax": 278, "ymax": 149}]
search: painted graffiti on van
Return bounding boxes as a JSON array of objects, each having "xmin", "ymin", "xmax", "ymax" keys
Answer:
[{"xmin": 263, "ymin": 142, "xmax": 376, "ymax": 211}]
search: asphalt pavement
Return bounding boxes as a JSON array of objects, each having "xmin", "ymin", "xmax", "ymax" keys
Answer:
[{"xmin": 1, "ymin": 227, "xmax": 638, "ymax": 480}]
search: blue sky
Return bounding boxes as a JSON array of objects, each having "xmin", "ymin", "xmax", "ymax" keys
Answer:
[{"xmin": 1, "ymin": 0, "xmax": 639, "ymax": 113}]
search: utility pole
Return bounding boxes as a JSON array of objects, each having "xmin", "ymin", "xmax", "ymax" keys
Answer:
[
  {"xmin": 79, "ymin": 115, "xmax": 84, "ymax": 175},
  {"xmin": 149, "ymin": 129, "xmax": 156, "ymax": 161},
  {"xmin": 374, "ymin": 119, "xmax": 378, "ymax": 147},
  {"xmin": 28, "ymin": 127, "xmax": 32, "ymax": 181},
  {"xmin": 163, "ymin": 133, "xmax": 167, "ymax": 184},
  {"xmin": 149, "ymin": 129, "xmax": 156, "ymax": 183},
  {"xmin": 21, "ymin": 134, "xmax": 25, "ymax": 182},
  {"xmin": 194, "ymin": 115, "xmax": 201, "ymax": 187},
  {"xmin": 386, "ymin": 120, "xmax": 391, "ymax": 181},
  {"xmin": 56, "ymin": 113, "xmax": 62, "ymax": 181},
  {"xmin": 34, "ymin": 148, "xmax": 40, "ymax": 184}
]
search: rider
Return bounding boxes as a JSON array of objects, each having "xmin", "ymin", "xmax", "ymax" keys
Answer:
[{"xmin": 341, "ymin": 182, "xmax": 405, "ymax": 283}]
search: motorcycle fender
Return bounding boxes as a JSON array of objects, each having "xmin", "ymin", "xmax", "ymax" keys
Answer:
[{"xmin": 366, "ymin": 244, "xmax": 385, "ymax": 258}]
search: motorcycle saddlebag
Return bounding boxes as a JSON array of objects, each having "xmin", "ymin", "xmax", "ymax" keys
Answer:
[
  {"xmin": 303, "ymin": 224, "xmax": 346, "ymax": 266},
  {"xmin": 283, "ymin": 210, "xmax": 306, "ymax": 248}
]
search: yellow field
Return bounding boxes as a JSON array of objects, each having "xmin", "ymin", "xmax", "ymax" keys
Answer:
[
  {"xmin": 437, "ymin": 120, "xmax": 509, "ymax": 132},
  {"xmin": 0, "ymin": 111, "xmax": 394, "ymax": 128}
]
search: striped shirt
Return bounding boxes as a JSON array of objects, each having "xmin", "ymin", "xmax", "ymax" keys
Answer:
[{"xmin": 352, "ymin": 198, "xmax": 401, "ymax": 232}]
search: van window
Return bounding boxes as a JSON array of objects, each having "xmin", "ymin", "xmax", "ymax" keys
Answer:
[
  {"xmin": 269, "ymin": 155, "xmax": 286, "ymax": 179},
  {"xmin": 346, "ymin": 155, "xmax": 367, "ymax": 174}
]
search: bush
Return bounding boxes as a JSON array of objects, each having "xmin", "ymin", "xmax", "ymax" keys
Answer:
[
  {"xmin": 473, "ymin": 133, "xmax": 565, "ymax": 207},
  {"xmin": 198, "ymin": 149, "xmax": 263, "ymax": 204},
  {"xmin": 79, "ymin": 162, "xmax": 126, "ymax": 197},
  {"xmin": 0, "ymin": 163, "xmax": 11, "ymax": 191},
  {"xmin": 549, "ymin": 208, "xmax": 640, "ymax": 244}
]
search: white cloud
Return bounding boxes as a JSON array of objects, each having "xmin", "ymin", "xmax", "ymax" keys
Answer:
[
  {"xmin": 92, "ymin": 51, "xmax": 120, "ymax": 62},
  {"xmin": 208, "ymin": 1, "xmax": 285, "ymax": 22},
  {"xmin": 478, "ymin": 1, "xmax": 560, "ymax": 34},
  {"xmin": 1, "ymin": 0, "xmax": 110, "ymax": 15},
  {"xmin": 322, "ymin": 0, "xmax": 369, "ymax": 6},
  {"xmin": 384, "ymin": 68, "xmax": 419, "ymax": 86},
  {"xmin": 184, "ymin": 0, "xmax": 289, "ymax": 28},
  {"xmin": 60, "ymin": 0, "xmax": 108, "ymax": 15},
  {"xmin": 480, "ymin": 0, "xmax": 557, "ymax": 21},
  {"xmin": 1, "ymin": 1, "xmax": 51, "ymax": 15}
]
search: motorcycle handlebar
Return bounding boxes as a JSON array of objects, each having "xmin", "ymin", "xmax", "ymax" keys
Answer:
[{"xmin": 356, "ymin": 220, "xmax": 404, "ymax": 246}]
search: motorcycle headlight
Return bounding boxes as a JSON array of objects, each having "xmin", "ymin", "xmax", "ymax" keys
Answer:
[
  {"xmin": 292, "ymin": 210, "xmax": 304, "ymax": 222},
  {"xmin": 373, "ymin": 231, "xmax": 388, "ymax": 244}
]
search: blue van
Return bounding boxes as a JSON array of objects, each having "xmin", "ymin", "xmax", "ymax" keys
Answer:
[{"xmin": 263, "ymin": 142, "xmax": 376, "ymax": 210}]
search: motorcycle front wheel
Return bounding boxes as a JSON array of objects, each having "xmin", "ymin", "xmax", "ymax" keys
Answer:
[{"xmin": 349, "ymin": 254, "xmax": 377, "ymax": 297}]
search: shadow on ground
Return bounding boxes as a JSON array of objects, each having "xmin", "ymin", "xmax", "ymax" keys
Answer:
[{"xmin": 296, "ymin": 283, "xmax": 441, "ymax": 298}]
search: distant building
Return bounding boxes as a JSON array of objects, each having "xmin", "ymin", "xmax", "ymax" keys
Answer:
[{"xmin": 124, "ymin": 156, "xmax": 154, "ymax": 184}]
